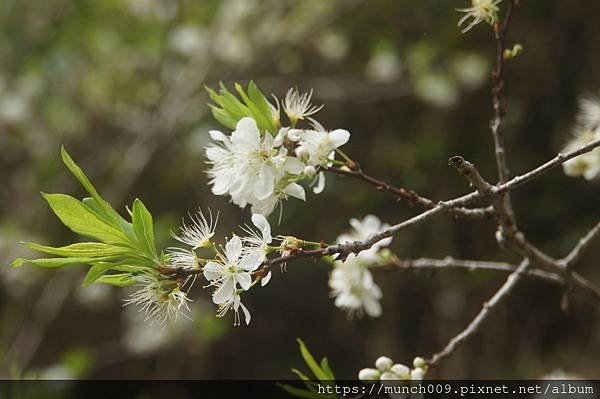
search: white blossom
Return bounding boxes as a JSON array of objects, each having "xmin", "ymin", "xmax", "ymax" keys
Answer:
[
  {"xmin": 216, "ymin": 293, "xmax": 252, "ymax": 326},
  {"xmin": 328, "ymin": 215, "xmax": 392, "ymax": 318},
  {"xmin": 563, "ymin": 94, "xmax": 600, "ymax": 180},
  {"xmin": 241, "ymin": 214, "xmax": 273, "ymax": 285},
  {"xmin": 205, "ymin": 117, "xmax": 305, "ymax": 216},
  {"xmin": 123, "ymin": 275, "xmax": 192, "ymax": 325},
  {"xmin": 457, "ymin": 0, "xmax": 501, "ymax": 33},
  {"xmin": 171, "ymin": 208, "xmax": 217, "ymax": 249},
  {"xmin": 336, "ymin": 215, "xmax": 392, "ymax": 262},
  {"xmin": 283, "ymin": 87, "xmax": 324, "ymax": 124},
  {"xmin": 576, "ymin": 93, "xmax": 600, "ymax": 130},
  {"xmin": 329, "ymin": 255, "xmax": 382, "ymax": 318},
  {"xmin": 296, "ymin": 129, "xmax": 350, "ymax": 168},
  {"xmin": 203, "ymin": 235, "xmax": 260, "ymax": 307}
]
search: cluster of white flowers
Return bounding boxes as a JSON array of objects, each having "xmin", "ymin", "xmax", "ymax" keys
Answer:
[
  {"xmin": 563, "ymin": 93, "xmax": 600, "ymax": 180},
  {"xmin": 205, "ymin": 88, "xmax": 350, "ymax": 216},
  {"xmin": 358, "ymin": 356, "xmax": 428, "ymax": 382},
  {"xmin": 456, "ymin": 0, "xmax": 501, "ymax": 33},
  {"xmin": 328, "ymin": 215, "xmax": 392, "ymax": 318},
  {"xmin": 126, "ymin": 209, "xmax": 277, "ymax": 326}
]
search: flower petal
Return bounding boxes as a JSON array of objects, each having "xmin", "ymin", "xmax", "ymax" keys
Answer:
[
  {"xmin": 240, "ymin": 301, "xmax": 252, "ymax": 325},
  {"xmin": 284, "ymin": 157, "xmax": 305, "ymax": 174},
  {"xmin": 313, "ymin": 172, "xmax": 325, "ymax": 194},
  {"xmin": 328, "ymin": 129, "xmax": 350, "ymax": 148},
  {"xmin": 225, "ymin": 235, "xmax": 242, "ymax": 262},
  {"xmin": 261, "ymin": 271, "xmax": 272, "ymax": 287},
  {"xmin": 284, "ymin": 182, "xmax": 306, "ymax": 201},
  {"xmin": 239, "ymin": 250, "xmax": 262, "ymax": 272},
  {"xmin": 212, "ymin": 278, "xmax": 235, "ymax": 304},
  {"xmin": 251, "ymin": 214, "xmax": 272, "ymax": 243},
  {"xmin": 236, "ymin": 272, "xmax": 252, "ymax": 291},
  {"xmin": 254, "ymin": 165, "xmax": 275, "ymax": 200},
  {"xmin": 203, "ymin": 261, "xmax": 223, "ymax": 281},
  {"xmin": 232, "ymin": 117, "xmax": 261, "ymax": 150}
]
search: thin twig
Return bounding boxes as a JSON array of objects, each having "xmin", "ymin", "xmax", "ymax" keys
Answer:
[
  {"xmin": 327, "ymin": 165, "xmax": 493, "ymax": 219},
  {"xmin": 562, "ymin": 221, "xmax": 600, "ymax": 269},
  {"xmin": 427, "ymin": 259, "xmax": 531, "ymax": 367},
  {"xmin": 381, "ymin": 256, "xmax": 561, "ymax": 283}
]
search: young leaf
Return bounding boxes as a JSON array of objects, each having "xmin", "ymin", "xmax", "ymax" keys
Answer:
[
  {"xmin": 296, "ymin": 339, "xmax": 328, "ymax": 381},
  {"xmin": 83, "ymin": 263, "xmax": 120, "ymax": 286},
  {"xmin": 23, "ymin": 242, "xmax": 132, "ymax": 258},
  {"xmin": 132, "ymin": 198, "xmax": 158, "ymax": 258},
  {"xmin": 61, "ymin": 147, "xmax": 135, "ymax": 239},
  {"xmin": 42, "ymin": 193, "xmax": 132, "ymax": 246},
  {"xmin": 18, "ymin": 257, "xmax": 117, "ymax": 268},
  {"xmin": 320, "ymin": 357, "xmax": 335, "ymax": 380},
  {"xmin": 93, "ymin": 273, "xmax": 135, "ymax": 287}
]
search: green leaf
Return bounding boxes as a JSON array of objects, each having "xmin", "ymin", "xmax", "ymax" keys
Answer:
[
  {"xmin": 10, "ymin": 258, "xmax": 25, "ymax": 268},
  {"xmin": 235, "ymin": 82, "xmax": 272, "ymax": 133},
  {"xmin": 23, "ymin": 242, "xmax": 133, "ymax": 258},
  {"xmin": 42, "ymin": 193, "xmax": 131, "ymax": 246},
  {"xmin": 20, "ymin": 257, "xmax": 116, "ymax": 268},
  {"xmin": 296, "ymin": 339, "xmax": 328, "ymax": 381},
  {"xmin": 61, "ymin": 147, "xmax": 135, "ymax": 239},
  {"xmin": 132, "ymin": 198, "xmax": 158, "ymax": 258},
  {"xmin": 320, "ymin": 357, "xmax": 335, "ymax": 380},
  {"xmin": 93, "ymin": 273, "xmax": 136, "ymax": 287},
  {"xmin": 248, "ymin": 80, "xmax": 276, "ymax": 130},
  {"xmin": 291, "ymin": 369, "xmax": 312, "ymax": 382},
  {"xmin": 83, "ymin": 263, "xmax": 119, "ymax": 286}
]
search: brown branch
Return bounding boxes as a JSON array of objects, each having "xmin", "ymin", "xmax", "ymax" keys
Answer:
[
  {"xmin": 490, "ymin": 0, "xmax": 517, "ymax": 183},
  {"xmin": 562, "ymin": 221, "xmax": 600, "ymax": 269},
  {"xmin": 327, "ymin": 165, "xmax": 493, "ymax": 219},
  {"xmin": 380, "ymin": 256, "xmax": 600, "ymax": 302},
  {"xmin": 427, "ymin": 259, "xmax": 530, "ymax": 367},
  {"xmin": 381, "ymin": 256, "xmax": 561, "ymax": 283}
]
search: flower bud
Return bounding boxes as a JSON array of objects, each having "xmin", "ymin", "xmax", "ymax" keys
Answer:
[
  {"xmin": 375, "ymin": 356, "xmax": 393, "ymax": 371},
  {"xmin": 287, "ymin": 129, "xmax": 303, "ymax": 142},
  {"xmin": 358, "ymin": 368, "xmax": 380, "ymax": 381},
  {"xmin": 295, "ymin": 146, "xmax": 309, "ymax": 161},
  {"xmin": 410, "ymin": 367, "xmax": 425, "ymax": 381},
  {"xmin": 303, "ymin": 165, "xmax": 316, "ymax": 178},
  {"xmin": 390, "ymin": 363, "xmax": 410, "ymax": 379},
  {"xmin": 380, "ymin": 371, "xmax": 401, "ymax": 381},
  {"xmin": 413, "ymin": 357, "xmax": 426, "ymax": 369}
]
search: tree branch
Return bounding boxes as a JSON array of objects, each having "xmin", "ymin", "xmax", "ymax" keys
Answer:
[
  {"xmin": 427, "ymin": 258, "xmax": 530, "ymax": 367},
  {"xmin": 327, "ymin": 165, "xmax": 493, "ymax": 219},
  {"xmin": 562, "ymin": 221, "xmax": 600, "ymax": 269}
]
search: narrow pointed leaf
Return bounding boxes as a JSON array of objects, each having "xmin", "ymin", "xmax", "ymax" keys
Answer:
[
  {"xmin": 42, "ymin": 193, "xmax": 131, "ymax": 246},
  {"xmin": 132, "ymin": 198, "xmax": 158, "ymax": 258},
  {"xmin": 296, "ymin": 339, "xmax": 328, "ymax": 381}
]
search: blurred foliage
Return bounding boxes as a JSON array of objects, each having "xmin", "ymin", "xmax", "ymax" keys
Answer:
[{"xmin": 1, "ymin": 0, "xmax": 599, "ymax": 379}]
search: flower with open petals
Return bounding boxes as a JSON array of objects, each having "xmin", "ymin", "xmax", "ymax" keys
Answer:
[
  {"xmin": 329, "ymin": 255, "xmax": 382, "ymax": 318},
  {"xmin": 457, "ymin": 0, "xmax": 501, "ymax": 33},
  {"xmin": 205, "ymin": 117, "xmax": 305, "ymax": 216},
  {"xmin": 241, "ymin": 214, "xmax": 273, "ymax": 286},
  {"xmin": 203, "ymin": 235, "xmax": 261, "ymax": 307},
  {"xmin": 217, "ymin": 293, "xmax": 252, "ymax": 326}
]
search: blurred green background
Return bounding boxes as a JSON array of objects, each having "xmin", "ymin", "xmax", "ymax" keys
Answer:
[{"xmin": 1, "ymin": 0, "xmax": 599, "ymax": 379}]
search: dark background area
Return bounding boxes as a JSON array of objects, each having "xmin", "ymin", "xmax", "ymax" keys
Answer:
[{"xmin": 0, "ymin": 0, "xmax": 599, "ymax": 379}]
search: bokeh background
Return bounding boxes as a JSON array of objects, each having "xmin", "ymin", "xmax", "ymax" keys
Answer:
[{"xmin": 1, "ymin": 0, "xmax": 599, "ymax": 380}]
